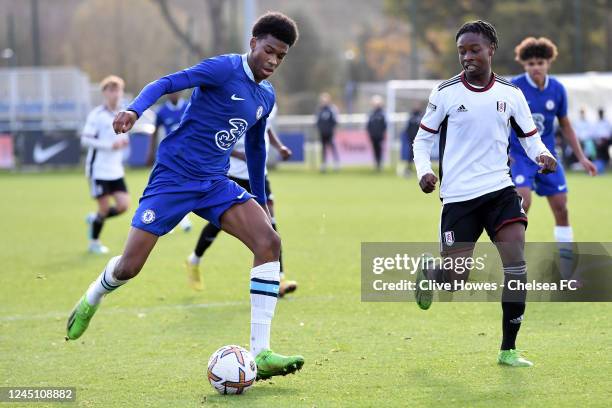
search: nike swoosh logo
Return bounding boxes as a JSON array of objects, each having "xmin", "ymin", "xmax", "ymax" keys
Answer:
[
  {"xmin": 236, "ymin": 191, "xmax": 247, "ymax": 199},
  {"xmin": 33, "ymin": 140, "xmax": 69, "ymax": 163},
  {"xmin": 231, "ymin": 94, "xmax": 245, "ymax": 101},
  {"xmin": 558, "ymin": 184, "xmax": 566, "ymax": 191}
]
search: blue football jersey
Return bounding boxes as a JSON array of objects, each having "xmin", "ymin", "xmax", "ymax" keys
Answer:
[
  {"xmin": 509, "ymin": 73, "xmax": 568, "ymax": 159},
  {"xmin": 127, "ymin": 53, "xmax": 274, "ymax": 203},
  {"xmin": 155, "ymin": 99, "xmax": 187, "ymax": 136}
]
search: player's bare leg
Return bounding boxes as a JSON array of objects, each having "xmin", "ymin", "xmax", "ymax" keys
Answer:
[
  {"xmin": 87, "ymin": 192, "xmax": 130, "ymax": 254},
  {"xmin": 220, "ymin": 199, "xmax": 304, "ymax": 379},
  {"xmin": 495, "ymin": 222, "xmax": 532, "ymax": 367},
  {"xmin": 267, "ymin": 200, "xmax": 297, "ymax": 297},
  {"xmin": 67, "ymin": 228, "xmax": 158, "ymax": 340}
]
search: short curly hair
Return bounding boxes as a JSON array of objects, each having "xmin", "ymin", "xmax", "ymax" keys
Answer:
[
  {"xmin": 514, "ymin": 37, "xmax": 558, "ymax": 62},
  {"xmin": 252, "ymin": 11, "xmax": 299, "ymax": 47}
]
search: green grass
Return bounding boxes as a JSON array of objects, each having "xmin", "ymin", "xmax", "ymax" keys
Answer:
[{"xmin": 0, "ymin": 167, "xmax": 611, "ymax": 407}]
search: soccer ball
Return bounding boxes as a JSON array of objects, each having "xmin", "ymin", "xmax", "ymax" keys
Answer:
[{"xmin": 207, "ymin": 345, "xmax": 257, "ymax": 395}]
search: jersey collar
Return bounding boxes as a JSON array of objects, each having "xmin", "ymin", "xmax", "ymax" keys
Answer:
[
  {"xmin": 526, "ymin": 73, "xmax": 549, "ymax": 90},
  {"xmin": 242, "ymin": 53, "xmax": 256, "ymax": 83},
  {"xmin": 460, "ymin": 71, "xmax": 495, "ymax": 92}
]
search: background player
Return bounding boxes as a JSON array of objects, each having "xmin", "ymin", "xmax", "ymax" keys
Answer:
[
  {"xmin": 81, "ymin": 76, "xmax": 130, "ymax": 254},
  {"xmin": 412, "ymin": 21, "xmax": 556, "ymax": 367},
  {"xmin": 186, "ymin": 104, "xmax": 298, "ymax": 296},
  {"xmin": 509, "ymin": 37, "xmax": 597, "ymax": 280},
  {"xmin": 316, "ymin": 92, "xmax": 340, "ymax": 172},
  {"xmin": 148, "ymin": 91, "xmax": 192, "ymax": 232},
  {"xmin": 66, "ymin": 12, "xmax": 304, "ymax": 379}
]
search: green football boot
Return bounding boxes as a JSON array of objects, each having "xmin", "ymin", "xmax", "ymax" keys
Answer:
[
  {"xmin": 65, "ymin": 295, "xmax": 99, "ymax": 340},
  {"xmin": 415, "ymin": 253, "xmax": 434, "ymax": 310},
  {"xmin": 255, "ymin": 350, "xmax": 304, "ymax": 380},
  {"xmin": 497, "ymin": 349, "xmax": 533, "ymax": 367}
]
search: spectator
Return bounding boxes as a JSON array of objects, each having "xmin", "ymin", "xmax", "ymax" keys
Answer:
[
  {"xmin": 573, "ymin": 107, "xmax": 596, "ymax": 161},
  {"xmin": 402, "ymin": 105, "xmax": 424, "ymax": 177},
  {"xmin": 366, "ymin": 95, "xmax": 387, "ymax": 171},
  {"xmin": 592, "ymin": 108, "xmax": 612, "ymax": 172},
  {"xmin": 316, "ymin": 92, "xmax": 340, "ymax": 172}
]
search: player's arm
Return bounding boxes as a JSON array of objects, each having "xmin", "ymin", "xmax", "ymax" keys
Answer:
[
  {"xmin": 230, "ymin": 149, "xmax": 247, "ymax": 161},
  {"xmin": 558, "ymin": 116, "xmax": 597, "ymax": 176},
  {"xmin": 555, "ymin": 85, "xmax": 597, "ymax": 176},
  {"xmin": 81, "ymin": 112, "xmax": 125, "ymax": 150},
  {"xmin": 114, "ymin": 56, "xmax": 232, "ymax": 134},
  {"xmin": 245, "ymin": 118, "xmax": 269, "ymax": 211},
  {"xmin": 268, "ymin": 128, "xmax": 292, "ymax": 160},
  {"xmin": 511, "ymin": 89, "xmax": 556, "ymax": 174},
  {"xmin": 413, "ymin": 87, "xmax": 445, "ymax": 193}
]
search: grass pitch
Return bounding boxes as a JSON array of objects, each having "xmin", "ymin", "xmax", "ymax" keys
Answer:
[{"xmin": 1, "ymin": 167, "xmax": 611, "ymax": 407}]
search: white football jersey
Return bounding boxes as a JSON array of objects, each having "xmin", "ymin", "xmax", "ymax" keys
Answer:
[
  {"xmin": 81, "ymin": 105, "xmax": 128, "ymax": 180},
  {"xmin": 414, "ymin": 72, "xmax": 543, "ymax": 204}
]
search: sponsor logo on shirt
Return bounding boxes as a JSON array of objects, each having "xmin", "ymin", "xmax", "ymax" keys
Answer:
[
  {"xmin": 457, "ymin": 104, "xmax": 468, "ymax": 112},
  {"xmin": 215, "ymin": 118, "xmax": 248, "ymax": 150},
  {"xmin": 256, "ymin": 106, "xmax": 264, "ymax": 120},
  {"xmin": 428, "ymin": 102, "xmax": 437, "ymax": 112},
  {"xmin": 497, "ymin": 101, "xmax": 506, "ymax": 113}
]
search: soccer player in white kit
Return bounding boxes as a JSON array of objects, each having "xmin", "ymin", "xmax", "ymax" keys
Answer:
[
  {"xmin": 412, "ymin": 21, "xmax": 557, "ymax": 367},
  {"xmin": 81, "ymin": 76, "xmax": 131, "ymax": 254}
]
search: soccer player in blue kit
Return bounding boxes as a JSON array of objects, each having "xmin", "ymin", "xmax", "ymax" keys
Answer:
[
  {"xmin": 148, "ymin": 91, "xmax": 193, "ymax": 232},
  {"xmin": 66, "ymin": 12, "xmax": 304, "ymax": 379},
  {"xmin": 509, "ymin": 37, "xmax": 596, "ymax": 280}
]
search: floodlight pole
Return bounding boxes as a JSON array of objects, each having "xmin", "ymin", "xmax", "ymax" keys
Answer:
[{"xmin": 243, "ymin": 0, "xmax": 257, "ymax": 52}]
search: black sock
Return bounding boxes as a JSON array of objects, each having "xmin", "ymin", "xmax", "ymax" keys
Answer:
[
  {"xmin": 501, "ymin": 262, "xmax": 527, "ymax": 350},
  {"xmin": 106, "ymin": 207, "xmax": 120, "ymax": 218},
  {"xmin": 92, "ymin": 214, "xmax": 105, "ymax": 240},
  {"xmin": 194, "ymin": 222, "xmax": 221, "ymax": 257},
  {"xmin": 270, "ymin": 221, "xmax": 284, "ymax": 274}
]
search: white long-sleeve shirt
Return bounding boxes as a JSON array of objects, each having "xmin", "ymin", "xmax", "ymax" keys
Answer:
[
  {"xmin": 413, "ymin": 73, "xmax": 550, "ymax": 204},
  {"xmin": 81, "ymin": 105, "xmax": 128, "ymax": 180}
]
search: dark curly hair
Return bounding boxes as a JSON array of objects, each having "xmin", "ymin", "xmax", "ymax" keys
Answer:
[
  {"xmin": 514, "ymin": 37, "xmax": 558, "ymax": 62},
  {"xmin": 252, "ymin": 11, "xmax": 299, "ymax": 47},
  {"xmin": 455, "ymin": 20, "xmax": 498, "ymax": 50}
]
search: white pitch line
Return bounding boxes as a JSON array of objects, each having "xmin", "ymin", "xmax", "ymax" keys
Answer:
[{"xmin": 0, "ymin": 295, "xmax": 337, "ymax": 323}]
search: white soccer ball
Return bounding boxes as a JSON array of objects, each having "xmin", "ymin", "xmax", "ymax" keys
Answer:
[{"xmin": 207, "ymin": 345, "xmax": 257, "ymax": 395}]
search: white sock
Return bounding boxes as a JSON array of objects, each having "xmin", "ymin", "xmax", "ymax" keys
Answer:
[
  {"xmin": 250, "ymin": 261, "xmax": 280, "ymax": 358},
  {"xmin": 85, "ymin": 256, "xmax": 127, "ymax": 305},
  {"xmin": 188, "ymin": 252, "xmax": 200, "ymax": 265},
  {"xmin": 554, "ymin": 226, "xmax": 574, "ymax": 242},
  {"xmin": 554, "ymin": 226, "xmax": 574, "ymax": 279}
]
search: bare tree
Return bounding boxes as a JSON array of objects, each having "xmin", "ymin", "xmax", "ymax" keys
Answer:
[{"xmin": 154, "ymin": 0, "xmax": 205, "ymax": 58}]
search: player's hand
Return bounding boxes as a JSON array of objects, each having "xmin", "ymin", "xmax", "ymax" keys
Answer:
[
  {"xmin": 111, "ymin": 138, "xmax": 129, "ymax": 150},
  {"xmin": 278, "ymin": 145, "xmax": 292, "ymax": 161},
  {"xmin": 113, "ymin": 110, "xmax": 138, "ymax": 134},
  {"xmin": 579, "ymin": 157, "xmax": 597, "ymax": 176},
  {"xmin": 419, "ymin": 173, "xmax": 438, "ymax": 194},
  {"xmin": 231, "ymin": 151, "xmax": 247, "ymax": 161},
  {"xmin": 537, "ymin": 153, "xmax": 557, "ymax": 174}
]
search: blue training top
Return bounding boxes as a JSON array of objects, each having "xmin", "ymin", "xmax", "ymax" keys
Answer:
[
  {"xmin": 127, "ymin": 53, "xmax": 275, "ymax": 205},
  {"xmin": 509, "ymin": 73, "xmax": 568, "ymax": 160}
]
